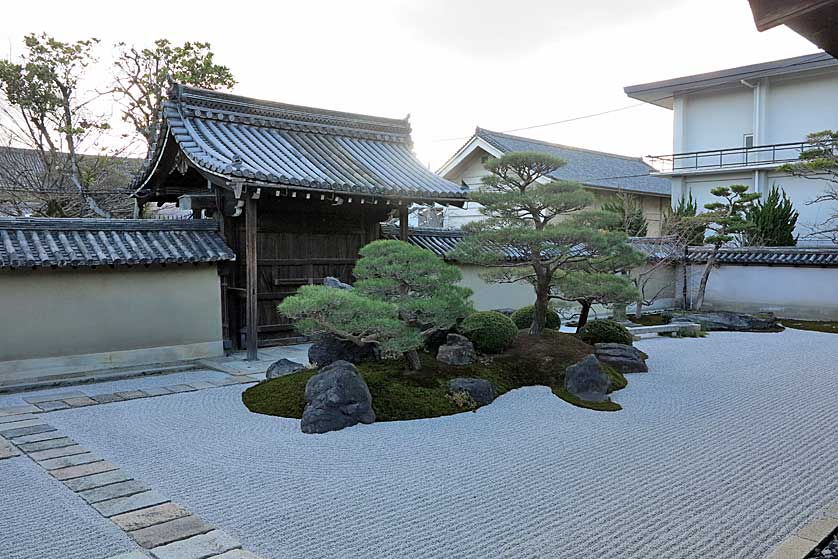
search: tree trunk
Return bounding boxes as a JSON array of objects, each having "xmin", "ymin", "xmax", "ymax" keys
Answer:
[
  {"xmin": 576, "ymin": 300, "xmax": 592, "ymax": 332},
  {"xmin": 634, "ymin": 298, "xmax": 643, "ymax": 319},
  {"xmin": 405, "ymin": 349, "xmax": 421, "ymax": 372},
  {"xmin": 530, "ymin": 283, "xmax": 550, "ymax": 336},
  {"xmin": 694, "ymin": 251, "xmax": 717, "ymax": 311}
]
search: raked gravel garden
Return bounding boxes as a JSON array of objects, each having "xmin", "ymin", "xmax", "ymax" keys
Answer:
[{"xmin": 3, "ymin": 326, "xmax": 836, "ymax": 559}]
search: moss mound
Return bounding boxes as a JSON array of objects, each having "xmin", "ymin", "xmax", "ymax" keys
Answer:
[
  {"xmin": 510, "ymin": 305, "xmax": 562, "ymax": 330},
  {"xmin": 242, "ymin": 331, "xmax": 626, "ymax": 421},
  {"xmin": 459, "ymin": 311, "xmax": 519, "ymax": 353},
  {"xmin": 578, "ymin": 319, "xmax": 633, "ymax": 346}
]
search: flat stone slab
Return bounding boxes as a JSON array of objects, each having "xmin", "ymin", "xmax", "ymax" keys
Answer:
[
  {"xmin": 65, "ymin": 468, "xmax": 133, "ymax": 492},
  {"xmin": 163, "ymin": 385, "xmax": 197, "ymax": 394},
  {"xmin": 105, "ymin": 552, "xmax": 153, "ymax": 559},
  {"xmin": 142, "ymin": 387, "xmax": 173, "ymax": 397},
  {"xmin": 798, "ymin": 516, "xmax": 838, "ymax": 542},
  {"xmin": 0, "ymin": 404, "xmax": 40, "ymax": 416},
  {"xmin": 12, "ymin": 430, "xmax": 66, "ymax": 444},
  {"xmin": 78, "ymin": 479, "xmax": 148, "ymax": 504},
  {"xmin": 148, "ymin": 529, "xmax": 240, "ymax": 559},
  {"xmin": 185, "ymin": 381, "xmax": 215, "ymax": 390},
  {"xmin": 115, "ymin": 391, "xmax": 147, "ymax": 400},
  {"xmin": 0, "ymin": 437, "xmax": 20, "ymax": 459},
  {"xmin": 51, "ymin": 459, "xmax": 119, "ymax": 481},
  {"xmin": 111, "ymin": 502, "xmax": 192, "ymax": 532},
  {"xmin": 91, "ymin": 393, "xmax": 125, "ymax": 404},
  {"xmin": 93, "ymin": 490, "xmax": 170, "ymax": 517},
  {"xmin": 29, "ymin": 443, "xmax": 89, "ymax": 461},
  {"xmin": 24, "ymin": 390, "xmax": 87, "ymax": 404},
  {"xmin": 63, "ymin": 396, "xmax": 98, "ymax": 407},
  {"xmin": 207, "ymin": 377, "xmax": 240, "ymax": 387},
  {"xmin": 0, "ymin": 413, "xmax": 39, "ymax": 424},
  {"xmin": 39, "ymin": 452, "xmax": 102, "ymax": 471},
  {"xmin": 130, "ymin": 515, "xmax": 214, "ymax": 549},
  {"xmin": 17, "ymin": 436, "xmax": 75, "ymax": 453},
  {"xmin": 36, "ymin": 400, "xmax": 72, "ymax": 411},
  {"xmin": 765, "ymin": 535, "xmax": 817, "ymax": 559},
  {"xmin": 1, "ymin": 424, "xmax": 56, "ymax": 439},
  {"xmin": 0, "ymin": 418, "xmax": 48, "ymax": 432}
]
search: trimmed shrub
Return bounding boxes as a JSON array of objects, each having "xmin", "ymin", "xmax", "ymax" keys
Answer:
[
  {"xmin": 510, "ymin": 305, "xmax": 561, "ymax": 330},
  {"xmin": 578, "ymin": 319, "xmax": 633, "ymax": 346},
  {"xmin": 460, "ymin": 311, "xmax": 518, "ymax": 354}
]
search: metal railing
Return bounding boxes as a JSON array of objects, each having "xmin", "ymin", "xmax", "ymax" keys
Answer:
[{"xmin": 647, "ymin": 140, "xmax": 830, "ymax": 173}]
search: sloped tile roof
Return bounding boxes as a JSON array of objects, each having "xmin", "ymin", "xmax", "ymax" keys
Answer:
[
  {"xmin": 0, "ymin": 218, "xmax": 235, "ymax": 269},
  {"xmin": 688, "ymin": 246, "xmax": 838, "ymax": 267},
  {"xmin": 135, "ymin": 85, "xmax": 466, "ymax": 202},
  {"xmin": 474, "ymin": 128, "xmax": 671, "ymax": 196}
]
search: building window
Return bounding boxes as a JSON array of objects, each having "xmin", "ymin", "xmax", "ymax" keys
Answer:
[{"xmin": 743, "ymin": 134, "xmax": 754, "ymax": 148}]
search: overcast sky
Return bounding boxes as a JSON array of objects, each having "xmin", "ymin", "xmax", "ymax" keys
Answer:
[{"xmin": 1, "ymin": 0, "xmax": 817, "ymax": 168}]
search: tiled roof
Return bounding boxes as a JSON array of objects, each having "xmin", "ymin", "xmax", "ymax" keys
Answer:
[
  {"xmin": 474, "ymin": 128, "xmax": 671, "ymax": 196},
  {"xmin": 0, "ymin": 218, "xmax": 235, "ymax": 269},
  {"xmin": 135, "ymin": 85, "xmax": 466, "ymax": 202},
  {"xmin": 688, "ymin": 246, "xmax": 838, "ymax": 267},
  {"xmin": 380, "ymin": 224, "xmax": 670, "ymax": 262}
]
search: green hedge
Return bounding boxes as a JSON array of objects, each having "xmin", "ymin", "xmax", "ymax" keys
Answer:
[
  {"xmin": 510, "ymin": 305, "xmax": 561, "ymax": 330},
  {"xmin": 578, "ymin": 319, "xmax": 633, "ymax": 346},
  {"xmin": 460, "ymin": 311, "xmax": 518, "ymax": 353}
]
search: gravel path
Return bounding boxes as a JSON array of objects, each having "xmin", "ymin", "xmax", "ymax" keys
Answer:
[
  {"xmin": 0, "ymin": 456, "xmax": 136, "ymax": 559},
  {"xmin": 42, "ymin": 329, "xmax": 838, "ymax": 558}
]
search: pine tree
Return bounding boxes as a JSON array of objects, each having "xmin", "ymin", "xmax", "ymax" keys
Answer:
[
  {"xmin": 743, "ymin": 185, "xmax": 798, "ymax": 246},
  {"xmin": 601, "ymin": 192, "xmax": 648, "ymax": 237}
]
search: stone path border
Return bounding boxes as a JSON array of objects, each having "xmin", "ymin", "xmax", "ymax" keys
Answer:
[
  {"xmin": 766, "ymin": 505, "xmax": 838, "ymax": 559},
  {"xmin": 2, "ymin": 412, "xmax": 267, "ymax": 559},
  {"xmin": 0, "ymin": 372, "xmax": 263, "ymax": 419}
]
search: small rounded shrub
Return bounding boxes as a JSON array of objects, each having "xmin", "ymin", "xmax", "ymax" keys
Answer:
[
  {"xmin": 578, "ymin": 319, "xmax": 633, "ymax": 346},
  {"xmin": 460, "ymin": 311, "xmax": 518, "ymax": 354},
  {"xmin": 511, "ymin": 305, "xmax": 561, "ymax": 330}
]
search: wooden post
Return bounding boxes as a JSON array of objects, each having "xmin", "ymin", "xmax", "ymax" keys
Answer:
[
  {"xmin": 399, "ymin": 205, "xmax": 409, "ymax": 241},
  {"xmin": 245, "ymin": 193, "xmax": 259, "ymax": 361}
]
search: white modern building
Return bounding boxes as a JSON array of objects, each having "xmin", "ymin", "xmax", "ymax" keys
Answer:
[{"xmin": 625, "ymin": 52, "xmax": 838, "ymax": 243}]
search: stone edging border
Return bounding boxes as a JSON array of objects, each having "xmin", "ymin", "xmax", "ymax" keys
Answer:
[
  {"xmin": 0, "ymin": 412, "xmax": 266, "ymax": 559},
  {"xmin": 765, "ymin": 505, "xmax": 838, "ymax": 559}
]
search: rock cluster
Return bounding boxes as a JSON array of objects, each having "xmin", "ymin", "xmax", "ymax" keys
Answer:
[
  {"xmin": 266, "ymin": 358, "xmax": 306, "ymax": 380},
  {"xmin": 436, "ymin": 333, "xmax": 477, "ymax": 366},
  {"xmin": 308, "ymin": 335, "xmax": 376, "ymax": 368},
  {"xmin": 564, "ymin": 355, "xmax": 610, "ymax": 402},
  {"xmin": 301, "ymin": 360, "xmax": 375, "ymax": 434},
  {"xmin": 594, "ymin": 343, "xmax": 648, "ymax": 373},
  {"xmin": 667, "ymin": 310, "xmax": 781, "ymax": 332},
  {"xmin": 447, "ymin": 377, "xmax": 495, "ymax": 406}
]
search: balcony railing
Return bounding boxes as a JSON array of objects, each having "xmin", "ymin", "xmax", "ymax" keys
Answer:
[{"xmin": 648, "ymin": 140, "xmax": 823, "ymax": 173}]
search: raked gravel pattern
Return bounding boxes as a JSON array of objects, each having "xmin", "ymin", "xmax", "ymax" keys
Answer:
[
  {"xmin": 45, "ymin": 329, "xmax": 838, "ymax": 559},
  {"xmin": 0, "ymin": 455, "xmax": 136, "ymax": 559}
]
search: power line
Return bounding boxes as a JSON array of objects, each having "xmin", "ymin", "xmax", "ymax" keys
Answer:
[{"xmin": 431, "ymin": 55, "xmax": 831, "ymax": 143}]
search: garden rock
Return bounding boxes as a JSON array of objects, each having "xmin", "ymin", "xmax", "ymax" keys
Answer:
[
  {"xmin": 301, "ymin": 360, "xmax": 375, "ymax": 434},
  {"xmin": 564, "ymin": 355, "xmax": 610, "ymax": 402},
  {"xmin": 668, "ymin": 310, "xmax": 781, "ymax": 332},
  {"xmin": 492, "ymin": 308, "xmax": 516, "ymax": 316},
  {"xmin": 447, "ymin": 377, "xmax": 495, "ymax": 406},
  {"xmin": 594, "ymin": 343, "xmax": 649, "ymax": 373},
  {"xmin": 308, "ymin": 335, "xmax": 376, "ymax": 367},
  {"xmin": 436, "ymin": 334, "xmax": 477, "ymax": 366},
  {"xmin": 323, "ymin": 276, "xmax": 353, "ymax": 290},
  {"xmin": 266, "ymin": 358, "xmax": 306, "ymax": 380}
]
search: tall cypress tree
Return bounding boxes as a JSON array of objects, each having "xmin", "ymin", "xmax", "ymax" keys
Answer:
[{"xmin": 744, "ymin": 185, "xmax": 798, "ymax": 247}]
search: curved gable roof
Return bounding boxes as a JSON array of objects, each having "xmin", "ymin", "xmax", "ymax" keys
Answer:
[
  {"xmin": 474, "ymin": 128, "xmax": 670, "ymax": 196},
  {"xmin": 135, "ymin": 85, "xmax": 466, "ymax": 202}
]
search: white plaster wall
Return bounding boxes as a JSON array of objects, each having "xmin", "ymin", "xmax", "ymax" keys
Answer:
[
  {"xmin": 765, "ymin": 72, "xmax": 838, "ymax": 145},
  {"xmin": 457, "ymin": 264, "xmax": 535, "ymax": 311},
  {"xmin": 676, "ymin": 264, "xmax": 838, "ymax": 320},
  {"xmin": 765, "ymin": 172, "xmax": 835, "ymax": 239},
  {"xmin": 683, "ymin": 173, "xmax": 755, "ymax": 211},
  {"xmin": 683, "ymin": 88, "xmax": 753, "ymax": 153}
]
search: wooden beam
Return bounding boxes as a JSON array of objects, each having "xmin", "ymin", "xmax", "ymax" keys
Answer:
[
  {"xmin": 399, "ymin": 205, "xmax": 409, "ymax": 241},
  {"xmin": 245, "ymin": 193, "xmax": 259, "ymax": 361}
]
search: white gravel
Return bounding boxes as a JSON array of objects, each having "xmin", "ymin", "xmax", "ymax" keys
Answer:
[
  {"xmin": 0, "ymin": 456, "xmax": 136, "ymax": 559},
  {"xmin": 41, "ymin": 328, "xmax": 838, "ymax": 559}
]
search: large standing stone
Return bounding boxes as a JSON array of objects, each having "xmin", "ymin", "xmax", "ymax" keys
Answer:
[
  {"xmin": 667, "ymin": 310, "xmax": 781, "ymax": 332},
  {"xmin": 323, "ymin": 276, "xmax": 353, "ymax": 290},
  {"xmin": 594, "ymin": 343, "xmax": 649, "ymax": 373},
  {"xmin": 564, "ymin": 355, "xmax": 611, "ymax": 402},
  {"xmin": 447, "ymin": 378, "xmax": 495, "ymax": 406},
  {"xmin": 301, "ymin": 361, "xmax": 375, "ymax": 434},
  {"xmin": 307, "ymin": 335, "xmax": 376, "ymax": 367},
  {"xmin": 437, "ymin": 334, "xmax": 477, "ymax": 366},
  {"xmin": 266, "ymin": 359, "xmax": 306, "ymax": 380}
]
